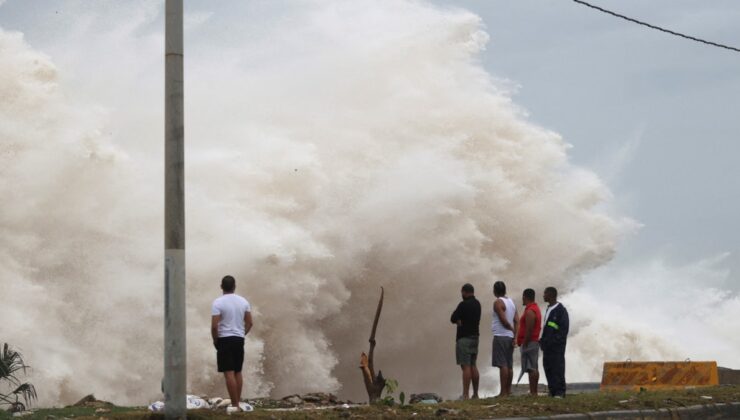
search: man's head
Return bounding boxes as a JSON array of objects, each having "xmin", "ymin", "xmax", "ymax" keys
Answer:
[
  {"xmin": 544, "ymin": 286, "xmax": 558, "ymax": 304},
  {"xmin": 493, "ymin": 281, "xmax": 506, "ymax": 298},
  {"xmin": 522, "ymin": 288, "xmax": 535, "ymax": 305},
  {"xmin": 461, "ymin": 283, "xmax": 475, "ymax": 299},
  {"xmin": 221, "ymin": 275, "xmax": 236, "ymax": 293}
]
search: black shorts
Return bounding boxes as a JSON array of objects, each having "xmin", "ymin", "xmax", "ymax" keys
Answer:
[{"xmin": 217, "ymin": 336, "xmax": 245, "ymax": 373}]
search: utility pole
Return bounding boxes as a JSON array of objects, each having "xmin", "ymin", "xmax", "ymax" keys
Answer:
[{"xmin": 164, "ymin": 0, "xmax": 186, "ymax": 418}]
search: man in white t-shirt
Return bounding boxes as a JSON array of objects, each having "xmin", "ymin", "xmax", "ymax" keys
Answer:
[{"xmin": 211, "ymin": 275, "xmax": 253, "ymax": 413}]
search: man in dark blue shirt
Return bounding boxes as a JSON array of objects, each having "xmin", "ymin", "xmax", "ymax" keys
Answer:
[
  {"xmin": 450, "ymin": 283, "xmax": 481, "ymax": 399},
  {"xmin": 540, "ymin": 287, "xmax": 570, "ymax": 398}
]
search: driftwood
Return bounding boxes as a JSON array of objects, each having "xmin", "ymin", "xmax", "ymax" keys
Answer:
[{"xmin": 359, "ymin": 287, "xmax": 386, "ymax": 403}]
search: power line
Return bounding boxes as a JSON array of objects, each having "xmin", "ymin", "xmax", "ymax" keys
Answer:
[{"xmin": 571, "ymin": 0, "xmax": 740, "ymax": 54}]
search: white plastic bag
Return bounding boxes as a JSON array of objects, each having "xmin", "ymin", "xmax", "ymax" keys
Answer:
[
  {"xmin": 148, "ymin": 395, "xmax": 211, "ymax": 412},
  {"xmin": 186, "ymin": 395, "xmax": 210, "ymax": 410},
  {"xmin": 148, "ymin": 401, "xmax": 165, "ymax": 412}
]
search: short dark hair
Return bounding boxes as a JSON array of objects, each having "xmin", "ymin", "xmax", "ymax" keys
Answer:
[
  {"xmin": 545, "ymin": 286, "xmax": 558, "ymax": 298},
  {"xmin": 221, "ymin": 275, "xmax": 236, "ymax": 293},
  {"xmin": 523, "ymin": 288, "xmax": 535, "ymax": 301},
  {"xmin": 461, "ymin": 283, "xmax": 475, "ymax": 294},
  {"xmin": 493, "ymin": 281, "xmax": 506, "ymax": 297}
]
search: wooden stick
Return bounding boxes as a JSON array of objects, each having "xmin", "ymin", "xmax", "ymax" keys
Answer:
[{"xmin": 359, "ymin": 287, "xmax": 386, "ymax": 402}]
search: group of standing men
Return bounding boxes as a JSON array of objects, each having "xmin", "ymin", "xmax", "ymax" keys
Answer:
[
  {"xmin": 450, "ymin": 282, "xmax": 569, "ymax": 399},
  {"xmin": 208, "ymin": 275, "xmax": 569, "ymax": 411}
]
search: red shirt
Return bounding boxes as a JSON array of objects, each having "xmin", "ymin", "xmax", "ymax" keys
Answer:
[{"xmin": 516, "ymin": 302, "xmax": 542, "ymax": 345}]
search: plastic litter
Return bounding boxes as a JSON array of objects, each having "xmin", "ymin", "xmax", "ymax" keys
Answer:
[
  {"xmin": 187, "ymin": 395, "xmax": 209, "ymax": 409},
  {"xmin": 148, "ymin": 395, "xmax": 211, "ymax": 412},
  {"xmin": 147, "ymin": 395, "xmax": 253, "ymax": 413},
  {"xmin": 217, "ymin": 399, "xmax": 233, "ymax": 409},
  {"xmin": 148, "ymin": 401, "xmax": 165, "ymax": 412}
]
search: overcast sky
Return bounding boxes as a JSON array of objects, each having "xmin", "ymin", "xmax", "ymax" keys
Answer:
[
  {"xmin": 447, "ymin": 0, "xmax": 740, "ymax": 277},
  {"xmin": 2, "ymin": 0, "xmax": 738, "ymax": 278}
]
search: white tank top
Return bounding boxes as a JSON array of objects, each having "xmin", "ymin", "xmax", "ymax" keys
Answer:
[{"xmin": 491, "ymin": 296, "xmax": 515, "ymax": 338}]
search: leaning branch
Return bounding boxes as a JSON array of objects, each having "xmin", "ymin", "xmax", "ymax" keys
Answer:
[{"xmin": 359, "ymin": 287, "xmax": 386, "ymax": 402}]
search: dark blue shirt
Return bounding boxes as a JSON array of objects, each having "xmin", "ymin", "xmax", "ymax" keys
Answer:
[{"xmin": 541, "ymin": 303, "xmax": 569, "ymax": 352}]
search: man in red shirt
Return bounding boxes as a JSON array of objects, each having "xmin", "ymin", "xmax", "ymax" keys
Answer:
[{"xmin": 516, "ymin": 288, "xmax": 542, "ymax": 396}]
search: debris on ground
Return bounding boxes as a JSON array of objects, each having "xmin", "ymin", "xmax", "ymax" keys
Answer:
[
  {"xmin": 248, "ymin": 393, "xmax": 349, "ymax": 409},
  {"xmin": 435, "ymin": 407, "xmax": 459, "ymax": 416},
  {"xmin": 70, "ymin": 394, "xmax": 114, "ymax": 409},
  {"xmin": 281, "ymin": 395, "xmax": 303, "ymax": 405},
  {"xmin": 409, "ymin": 393, "xmax": 443, "ymax": 404},
  {"xmin": 148, "ymin": 393, "xmax": 352, "ymax": 413},
  {"xmin": 147, "ymin": 395, "xmax": 231, "ymax": 412},
  {"xmin": 186, "ymin": 395, "xmax": 209, "ymax": 409}
]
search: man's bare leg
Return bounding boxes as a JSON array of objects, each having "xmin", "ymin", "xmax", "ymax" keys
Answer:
[
  {"xmin": 505, "ymin": 367, "xmax": 514, "ymax": 396},
  {"xmin": 497, "ymin": 367, "xmax": 511, "ymax": 396},
  {"xmin": 223, "ymin": 371, "xmax": 239, "ymax": 407},
  {"xmin": 471, "ymin": 366, "xmax": 480, "ymax": 399},
  {"xmin": 496, "ymin": 367, "xmax": 505, "ymax": 397},
  {"xmin": 461, "ymin": 365, "xmax": 472, "ymax": 399},
  {"xmin": 235, "ymin": 372, "xmax": 243, "ymax": 405},
  {"xmin": 528, "ymin": 370, "xmax": 540, "ymax": 396}
]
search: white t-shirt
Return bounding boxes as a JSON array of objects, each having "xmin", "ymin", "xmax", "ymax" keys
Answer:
[{"xmin": 211, "ymin": 293, "xmax": 251, "ymax": 338}]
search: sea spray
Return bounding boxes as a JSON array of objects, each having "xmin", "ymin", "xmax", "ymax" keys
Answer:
[{"xmin": 0, "ymin": 0, "xmax": 659, "ymax": 405}]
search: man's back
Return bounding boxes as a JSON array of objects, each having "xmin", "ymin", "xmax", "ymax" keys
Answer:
[
  {"xmin": 451, "ymin": 296, "xmax": 482, "ymax": 340},
  {"xmin": 212, "ymin": 294, "xmax": 251, "ymax": 338}
]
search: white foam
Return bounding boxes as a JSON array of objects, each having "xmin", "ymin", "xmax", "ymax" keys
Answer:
[{"xmin": 6, "ymin": 0, "xmax": 732, "ymax": 406}]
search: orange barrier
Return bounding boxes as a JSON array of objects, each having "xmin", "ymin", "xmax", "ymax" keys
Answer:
[{"xmin": 600, "ymin": 361, "xmax": 719, "ymax": 391}]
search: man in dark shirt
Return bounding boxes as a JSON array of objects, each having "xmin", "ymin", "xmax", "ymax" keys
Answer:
[
  {"xmin": 450, "ymin": 283, "xmax": 482, "ymax": 399},
  {"xmin": 541, "ymin": 287, "xmax": 570, "ymax": 398}
]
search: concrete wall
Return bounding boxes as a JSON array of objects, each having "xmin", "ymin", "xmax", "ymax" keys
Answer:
[{"xmin": 718, "ymin": 367, "xmax": 740, "ymax": 385}]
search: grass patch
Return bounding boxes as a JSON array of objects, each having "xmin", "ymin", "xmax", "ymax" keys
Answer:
[{"xmin": 2, "ymin": 385, "xmax": 739, "ymax": 419}]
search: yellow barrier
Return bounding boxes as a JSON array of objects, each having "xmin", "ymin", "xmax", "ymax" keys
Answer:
[{"xmin": 600, "ymin": 361, "xmax": 719, "ymax": 391}]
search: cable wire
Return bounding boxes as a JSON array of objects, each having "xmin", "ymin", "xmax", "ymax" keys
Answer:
[{"xmin": 571, "ymin": 0, "xmax": 740, "ymax": 53}]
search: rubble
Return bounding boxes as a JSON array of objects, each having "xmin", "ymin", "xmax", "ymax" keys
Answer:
[
  {"xmin": 281, "ymin": 395, "xmax": 303, "ymax": 405},
  {"xmin": 435, "ymin": 407, "xmax": 459, "ymax": 416},
  {"xmin": 251, "ymin": 393, "xmax": 347, "ymax": 408},
  {"xmin": 409, "ymin": 393, "xmax": 443, "ymax": 404},
  {"xmin": 69, "ymin": 395, "xmax": 114, "ymax": 409}
]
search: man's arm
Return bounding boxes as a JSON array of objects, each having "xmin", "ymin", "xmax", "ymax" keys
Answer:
[
  {"xmin": 494, "ymin": 300, "xmax": 514, "ymax": 331},
  {"xmin": 522, "ymin": 309, "xmax": 535, "ymax": 347},
  {"xmin": 450, "ymin": 303, "xmax": 462, "ymax": 325},
  {"xmin": 211, "ymin": 315, "xmax": 221, "ymax": 349},
  {"xmin": 560, "ymin": 307, "xmax": 569, "ymax": 338},
  {"xmin": 244, "ymin": 311, "xmax": 253, "ymax": 336},
  {"xmin": 512, "ymin": 308, "xmax": 519, "ymax": 346}
]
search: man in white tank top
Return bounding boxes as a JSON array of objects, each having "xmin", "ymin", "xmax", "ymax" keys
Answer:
[{"xmin": 491, "ymin": 281, "xmax": 517, "ymax": 397}]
